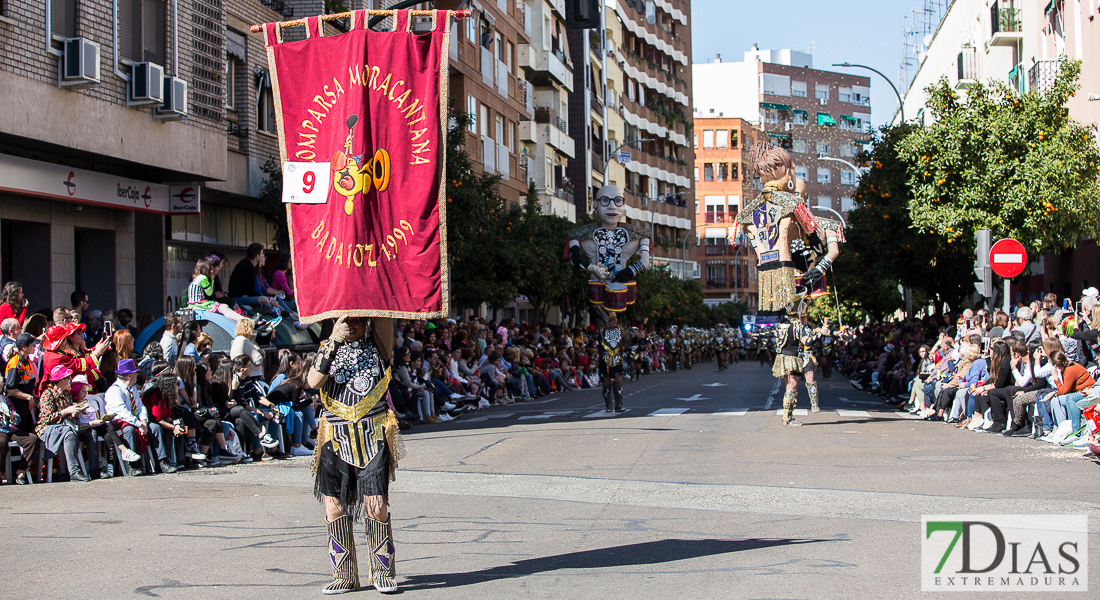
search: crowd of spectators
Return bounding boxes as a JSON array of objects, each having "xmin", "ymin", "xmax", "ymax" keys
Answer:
[
  {"xmin": 833, "ymin": 289, "xmax": 1100, "ymax": 456},
  {"xmin": 0, "ymin": 269, "xmax": 673, "ymax": 483}
]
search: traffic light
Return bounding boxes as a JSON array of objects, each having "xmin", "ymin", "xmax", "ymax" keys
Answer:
[
  {"xmin": 974, "ymin": 229, "xmax": 992, "ymax": 298},
  {"xmin": 565, "ymin": 0, "xmax": 601, "ymax": 29}
]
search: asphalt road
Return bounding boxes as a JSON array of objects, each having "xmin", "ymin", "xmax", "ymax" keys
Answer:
[{"xmin": 3, "ymin": 360, "xmax": 1098, "ymax": 599}]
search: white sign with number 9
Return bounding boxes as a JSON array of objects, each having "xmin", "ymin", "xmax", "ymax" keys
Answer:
[{"xmin": 282, "ymin": 162, "xmax": 332, "ymax": 204}]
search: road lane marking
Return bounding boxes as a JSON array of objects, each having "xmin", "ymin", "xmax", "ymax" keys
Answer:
[
  {"xmin": 674, "ymin": 394, "xmax": 708, "ymax": 401},
  {"xmin": 774, "ymin": 409, "xmax": 809, "ymax": 416},
  {"xmin": 649, "ymin": 408, "xmax": 689, "ymax": 416},
  {"xmin": 836, "ymin": 409, "xmax": 871, "ymax": 417},
  {"xmin": 518, "ymin": 411, "xmax": 573, "ymax": 420},
  {"xmin": 583, "ymin": 410, "xmax": 618, "ymax": 418},
  {"xmin": 713, "ymin": 410, "xmax": 749, "ymax": 416}
]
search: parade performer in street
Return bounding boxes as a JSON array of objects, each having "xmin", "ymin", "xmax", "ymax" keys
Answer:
[
  {"xmin": 737, "ymin": 140, "xmax": 844, "ymax": 425},
  {"xmin": 598, "ymin": 314, "xmax": 627, "ymax": 413},
  {"xmin": 306, "ymin": 316, "xmax": 400, "ymax": 594},
  {"xmin": 798, "ymin": 314, "xmax": 823, "ymax": 413},
  {"xmin": 773, "ymin": 311, "xmax": 821, "ymax": 425}
]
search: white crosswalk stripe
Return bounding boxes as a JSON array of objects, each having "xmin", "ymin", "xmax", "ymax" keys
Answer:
[
  {"xmin": 583, "ymin": 410, "xmax": 620, "ymax": 418},
  {"xmin": 774, "ymin": 409, "xmax": 809, "ymax": 416},
  {"xmin": 649, "ymin": 408, "xmax": 689, "ymax": 416},
  {"xmin": 836, "ymin": 409, "xmax": 871, "ymax": 417},
  {"xmin": 518, "ymin": 411, "xmax": 573, "ymax": 420},
  {"xmin": 712, "ymin": 410, "xmax": 749, "ymax": 416}
]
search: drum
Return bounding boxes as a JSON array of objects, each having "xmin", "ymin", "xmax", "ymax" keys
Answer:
[
  {"xmin": 587, "ymin": 280, "xmax": 606, "ymax": 305},
  {"xmin": 623, "ymin": 281, "xmax": 637, "ymax": 306},
  {"xmin": 604, "ymin": 282, "xmax": 629, "ymax": 312}
]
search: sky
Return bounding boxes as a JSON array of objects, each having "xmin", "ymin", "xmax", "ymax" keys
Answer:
[{"xmin": 689, "ymin": 0, "xmax": 924, "ymax": 127}]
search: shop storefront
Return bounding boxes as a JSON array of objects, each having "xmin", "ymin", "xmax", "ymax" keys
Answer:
[{"xmin": 0, "ymin": 153, "xmax": 200, "ymax": 318}]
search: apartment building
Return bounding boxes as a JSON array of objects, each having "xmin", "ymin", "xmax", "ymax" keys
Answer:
[
  {"xmin": 0, "ymin": 0, "xmax": 285, "ymax": 316},
  {"xmin": 692, "ymin": 117, "xmax": 764, "ymax": 309},
  {"xmin": 513, "ymin": 0, "xmax": 575, "ymax": 218},
  {"xmin": 437, "ymin": 0, "xmax": 532, "ymax": 205},
  {"xmin": 603, "ymin": 0, "xmax": 695, "ymax": 279},
  {"xmin": 897, "ymin": 0, "xmax": 1100, "ymax": 304},
  {"xmin": 693, "ymin": 47, "xmax": 872, "ymax": 220},
  {"xmin": 564, "ymin": 24, "xmax": 605, "ymax": 220}
]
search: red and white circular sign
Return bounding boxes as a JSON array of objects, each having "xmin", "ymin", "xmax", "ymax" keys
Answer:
[{"xmin": 989, "ymin": 238, "xmax": 1027, "ymax": 278}]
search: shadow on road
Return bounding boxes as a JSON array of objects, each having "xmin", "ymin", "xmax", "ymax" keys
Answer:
[{"xmin": 399, "ymin": 537, "xmax": 840, "ymax": 590}]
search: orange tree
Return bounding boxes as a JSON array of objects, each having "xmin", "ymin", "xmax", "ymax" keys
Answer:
[
  {"xmin": 832, "ymin": 123, "xmax": 976, "ymax": 319},
  {"xmin": 624, "ymin": 266, "xmax": 707, "ymax": 328},
  {"xmin": 899, "ymin": 58, "xmax": 1100, "ymax": 258}
]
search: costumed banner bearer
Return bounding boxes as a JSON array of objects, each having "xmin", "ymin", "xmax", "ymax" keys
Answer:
[{"xmin": 255, "ymin": 7, "xmax": 463, "ymax": 594}]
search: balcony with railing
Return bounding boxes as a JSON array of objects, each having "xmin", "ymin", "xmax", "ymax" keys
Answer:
[
  {"xmin": 554, "ymin": 187, "xmax": 574, "ymax": 204},
  {"xmin": 535, "ymin": 107, "xmax": 568, "ymax": 134},
  {"xmin": 956, "ymin": 46, "xmax": 979, "ymax": 89},
  {"xmin": 517, "ymin": 43, "xmax": 574, "ymax": 91},
  {"xmin": 1029, "ymin": 60, "xmax": 1059, "ymax": 95},
  {"xmin": 591, "ymin": 150, "xmax": 605, "ymax": 176},
  {"xmin": 990, "ymin": 3, "xmax": 1022, "ymax": 46},
  {"xmin": 704, "ymin": 244, "xmax": 729, "ymax": 256}
]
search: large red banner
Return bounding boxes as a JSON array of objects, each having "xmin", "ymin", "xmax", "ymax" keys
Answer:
[{"xmin": 263, "ymin": 10, "xmax": 451, "ymax": 321}]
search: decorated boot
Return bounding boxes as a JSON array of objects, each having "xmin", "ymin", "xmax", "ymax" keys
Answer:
[
  {"xmin": 324, "ymin": 515, "xmax": 360, "ymax": 594},
  {"xmin": 613, "ymin": 382, "xmax": 625, "ymax": 413},
  {"xmin": 808, "ymin": 381, "xmax": 820, "ymax": 413},
  {"xmin": 782, "ymin": 389, "xmax": 801, "ymax": 426},
  {"xmin": 602, "ymin": 384, "xmax": 613, "ymax": 412},
  {"xmin": 365, "ymin": 516, "xmax": 398, "ymax": 593}
]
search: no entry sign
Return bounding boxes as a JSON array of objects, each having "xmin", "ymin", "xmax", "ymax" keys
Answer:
[{"xmin": 989, "ymin": 238, "xmax": 1027, "ymax": 278}]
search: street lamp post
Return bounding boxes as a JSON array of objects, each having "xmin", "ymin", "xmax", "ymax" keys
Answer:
[
  {"xmin": 604, "ymin": 138, "xmax": 654, "ymax": 183},
  {"xmin": 832, "ymin": 62, "xmax": 904, "ymax": 124}
]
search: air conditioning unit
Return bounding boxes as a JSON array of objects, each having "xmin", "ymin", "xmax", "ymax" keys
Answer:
[
  {"xmin": 155, "ymin": 76, "xmax": 189, "ymax": 120},
  {"xmin": 819, "ymin": 98, "xmax": 828, "ymax": 106},
  {"xmin": 128, "ymin": 62, "xmax": 165, "ymax": 108},
  {"xmin": 784, "ymin": 122, "xmax": 793, "ymax": 131},
  {"xmin": 58, "ymin": 38, "xmax": 101, "ymax": 88}
]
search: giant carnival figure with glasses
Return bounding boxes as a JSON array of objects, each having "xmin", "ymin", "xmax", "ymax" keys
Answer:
[
  {"xmin": 737, "ymin": 142, "xmax": 845, "ymax": 426},
  {"xmin": 567, "ymin": 184, "xmax": 652, "ymax": 413}
]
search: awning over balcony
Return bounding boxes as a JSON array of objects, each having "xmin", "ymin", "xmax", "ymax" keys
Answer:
[
  {"xmin": 760, "ymin": 102, "xmax": 790, "ymax": 112},
  {"xmin": 792, "ymin": 109, "xmax": 808, "ymax": 116},
  {"xmin": 817, "ymin": 113, "xmax": 837, "ymax": 127},
  {"xmin": 765, "ymin": 131, "xmax": 790, "ymax": 140},
  {"xmin": 839, "ymin": 115, "xmax": 857, "ymax": 122}
]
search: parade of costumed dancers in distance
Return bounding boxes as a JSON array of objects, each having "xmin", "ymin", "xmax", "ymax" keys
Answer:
[{"xmin": 736, "ymin": 141, "xmax": 846, "ymax": 427}]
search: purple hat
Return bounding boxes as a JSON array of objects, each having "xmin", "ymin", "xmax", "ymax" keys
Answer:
[{"xmin": 115, "ymin": 359, "xmax": 141, "ymax": 375}]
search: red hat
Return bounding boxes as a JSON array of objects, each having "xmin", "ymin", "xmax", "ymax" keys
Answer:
[{"xmin": 43, "ymin": 325, "xmax": 69, "ymax": 351}]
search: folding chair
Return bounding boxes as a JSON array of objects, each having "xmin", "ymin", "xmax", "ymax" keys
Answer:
[
  {"xmin": 38, "ymin": 441, "xmax": 87, "ymax": 483},
  {"xmin": 5, "ymin": 441, "xmax": 18, "ymax": 484}
]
